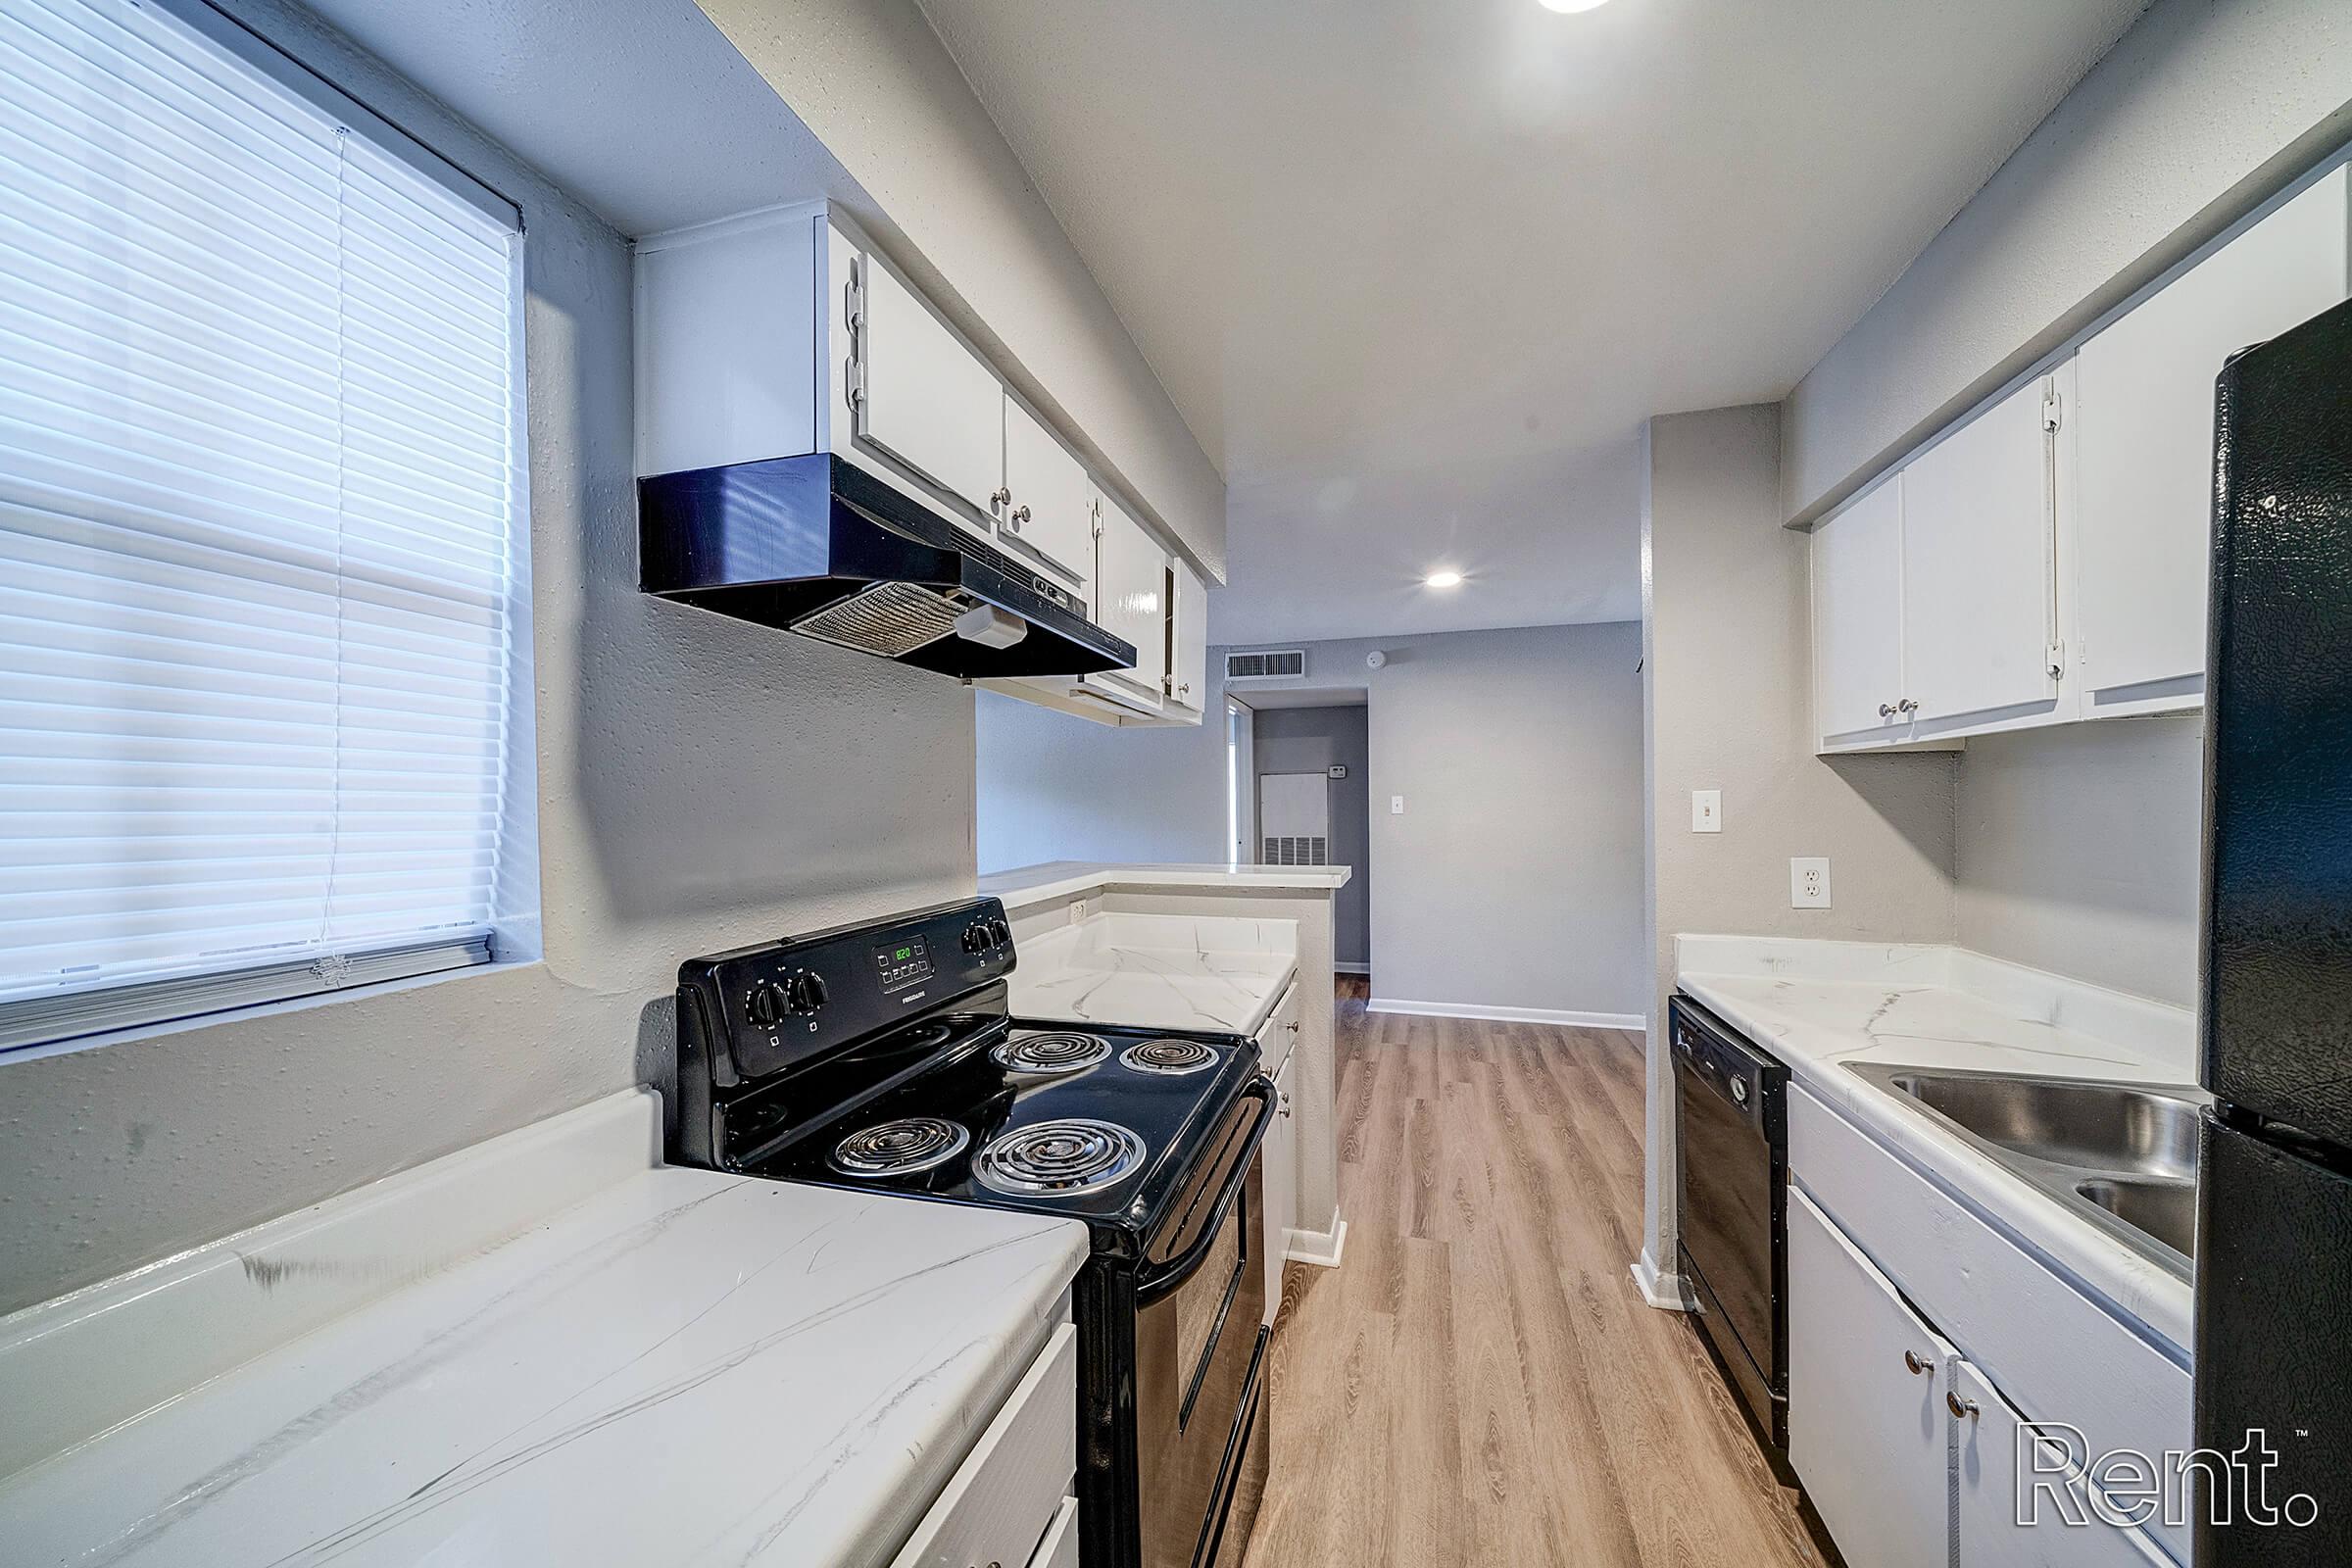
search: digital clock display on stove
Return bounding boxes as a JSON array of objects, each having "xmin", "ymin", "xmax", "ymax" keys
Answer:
[{"xmin": 873, "ymin": 936, "xmax": 933, "ymax": 993}]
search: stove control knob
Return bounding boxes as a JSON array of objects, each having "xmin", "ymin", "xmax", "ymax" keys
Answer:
[
  {"xmin": 961, "ymin": 923, "xmax": 989, "ymax": 955},
  {"xmin": 988, "ymin": 918, "xmax": 1011, "ymax": 947},
  {"xmin": 745, "ymin": 982, "xmax": 786, "ymax": 1027},
  {"xmin": 782, "ymin": 973, "xmax": 826, "ymax": 1015}
]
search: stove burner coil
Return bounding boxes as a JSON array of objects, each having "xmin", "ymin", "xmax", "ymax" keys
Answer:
[
  {"xmin": 1119, "ymin": 1038, "xmax": 1219, "ymax": 1076},
  {"xmin": 992, "ymin": 1031, "xmax": 1113, "ymax": 1074},
  {"xmin": 830, "ymin": 1117, "xmax": 970, "ymax": 1178},
  {"xmin": 975, "ymin": 1118, "xmax": 1148, "ymax": 1197}
]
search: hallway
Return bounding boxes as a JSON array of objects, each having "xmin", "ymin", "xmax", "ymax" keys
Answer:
[{"xmin": 1244, "ymin": 980, "xmax": 1830, "ymax": 1567}]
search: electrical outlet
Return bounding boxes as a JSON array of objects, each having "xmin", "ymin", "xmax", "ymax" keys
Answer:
[
  {"xmin": 1790, "ymin": 857, "xmax": 1832, "ymax": 909},
  {"xmin": 1390, "ymin": 795, "xmax": 1405, "ymax": 815},
  {"xmin": 1690, "ymin": 790, "xmax": 1722, "ymax": 833}
]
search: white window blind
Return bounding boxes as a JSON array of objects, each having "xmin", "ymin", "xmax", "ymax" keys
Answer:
[{"xmin": 0, "ymin": 0, "xmax": 524, "ymax": 1047}]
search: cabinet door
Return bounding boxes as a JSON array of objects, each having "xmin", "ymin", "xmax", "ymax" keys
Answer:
[
  {"xmin": 1788, "ymin": 1187, "xmax": 1954, "ymax": 1568},
  {"xmin": 857, "ymin": 256, "xmax": 1004, "ymax": 518},
  {"xmin": 1092, "ymin": 491, "xmax": 1167, "ymax": 710},
  {"xmin": 1812, "ymin": 476, "xmax": 1907, "ymax": 744},
  {"xmin": 2074, "ymin": 166, "xmax": 2350, "ymax": 712},
  {"xmin": 1003, "ymin": 398, "xmax": 1097, "ymax": 598},
  {"xmin": 1900, "ymin": 372, "xmax": 2061, "ymax": 729},
  {"xmin": 1261, "ymin": 1054, "xmax": 1297, "ymax": 1329},
  {"xmin": 1167, "ymin": 559, "xmax": 1209, "ymax": 717},
  {"xmin": 1953, "ymin": 1360, "xmax": 2174, "ymax": 1568}
]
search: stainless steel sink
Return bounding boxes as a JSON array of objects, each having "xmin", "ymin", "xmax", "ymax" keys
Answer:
[{"xmin": 1844, "ymin": 1062, "xmax": 2207, "ymax": 1277}]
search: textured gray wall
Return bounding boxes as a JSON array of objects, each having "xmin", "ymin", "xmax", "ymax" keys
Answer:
[
  {"xmin": 0, "ymin": 0, "xmax": 975, "ymax": 1314},
  {"xmin": 1784, "ymin": 0, "xmax": 2352, "ymax": 522},
  {"xmin": 1955, "ymin": 717, "xmax": 2204, "ymax": 1007},
  {"xmin": 1641, "ymin": 403, "xmax": 1960, "ymax": 1275},
  {"xmin": 976, "ymin": 625, "xmax": 1645, "ymax": 1017},
  {"xmin": 1252, "ymin": 706, "xmax": 1371, "ymax": 969}
]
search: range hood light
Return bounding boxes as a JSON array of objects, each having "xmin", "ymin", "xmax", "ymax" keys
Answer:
[{"xmin": 954, "ymin": 603, "xmax": 1030, "ymax": 649}]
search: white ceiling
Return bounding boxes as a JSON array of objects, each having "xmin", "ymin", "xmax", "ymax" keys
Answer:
[{"xmin": 915, "ymin": 0, "xmax": 2151, "ymax": 644}]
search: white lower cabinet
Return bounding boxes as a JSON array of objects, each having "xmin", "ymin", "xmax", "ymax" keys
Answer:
[
  {"xmin": 1790, "ymin": 1187, "xmax": 2180, "ymax": 1568},
  {"xmin": 1953, "ymin": 1360, "xmax": 2173, "ymax": 1568},
  {"xmin": 1029, "ymin": 1495, "xmax": 1081, "ymax": 1568},
  {"xmin": 890, "ymin": 1321, "xmax": 1077, "ymax": 1568},
  {"xmin": 1788, "ymin": 1187, "xmax": 1954, "ymax": 1568},
  {"xmin": 1261, "ymin": 1053, "xmax": 1297, "ymax": 1328}
]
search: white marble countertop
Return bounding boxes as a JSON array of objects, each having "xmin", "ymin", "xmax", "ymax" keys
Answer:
[
  {"xmin": 1674, "ymin": 935, "xmax": 2199, "ymax": 1353},
  {"xmin": 981, "ymin": 860, "xmax": 1351, "ymax": 909},
  {"xmin": 1011, "ymin": 912, "xmax": 1298, "ymax": 1038},
  {"xmin": 0, "ymin": 1096, "xmax": 1087, "ymax": 1568}
]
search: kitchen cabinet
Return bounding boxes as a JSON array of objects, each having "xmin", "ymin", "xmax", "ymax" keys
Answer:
[
  {"xmin": 1003, "ymin": 396, "xmax": 1097, "ymax": 598},
  {"xmin": 857, "ymin": 255, "xmax": 1006, "ymax": 521},
  {"xmin": 888, "ymin": 1321, "xmax": 1077, "ymax": 1568},
  {"xmin": 1788, "ymin": 1187, "xmax": 1954, "ymax": 1568},
  {"xmin": 1093, "ymin": 491, "xmax": 1169, "ymax": 712},
  {"xmin": 2072, "ymin": 165, "xmax": 2350, "ymax": 717},
  {"xmin": 1952, "ymin": 1360, "xmax": 2174, "ymax": 1568},
  {"xmin": 1811, "ymin": 474, "xmax": 1908, "ymax": 743},
  {"xmin": 1254, "ymin": 979, "xmax": 1301, "ymax": 1328},
  {"xmin": 1167, "ymin": 558, "xmax": 1209, "ymax": 717},
  {"xmin": 1899, "ymin": 369, "xmax": 2066, "ymax": 733}
]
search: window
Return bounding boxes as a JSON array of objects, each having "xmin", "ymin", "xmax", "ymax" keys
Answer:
[{"xmin": 0, "ymin": 0, "xmax": 527, "ymax": 1050}]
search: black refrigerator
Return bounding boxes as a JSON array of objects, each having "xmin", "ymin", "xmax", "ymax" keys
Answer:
[{"xmin": 2196, "ymin": 294, "xmax": 2352, "ymax": 1565}]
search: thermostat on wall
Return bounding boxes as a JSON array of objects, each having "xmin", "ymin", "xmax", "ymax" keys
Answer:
[{"xmin": 1327, "ymin": 764, "xmax": 1348, "ymax": 780}]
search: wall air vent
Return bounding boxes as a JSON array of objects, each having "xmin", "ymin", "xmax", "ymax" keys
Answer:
[
  {"xmin": 1224, "ymin": 649, "xmax": 1306, "ymax": 681},
  {"xmin": 1261, "ymin": 836, "xmax": 1330, "ymax": 866}
]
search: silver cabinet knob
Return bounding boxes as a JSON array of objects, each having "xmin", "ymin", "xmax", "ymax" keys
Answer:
[
  {"xmin": 1285, "ymin": 1019, "xmax": 1299, "ymax": 1033},
  {"xmin": 1178, "ymin": 681, "xmax": 1191, "ymax": 696},
  {"xmin": 1903, "ymin": 1349, "xmax": 1933, "ymax": 1376},
  {"xmin": 1946, "ymin": 1390, "xmax": 1980, "ymax": 1420},
  {"xmin": 1879, "ymin": 703, "xmax": 1896, "ymax": 718},
  {"xmin": 1009, "ymin": 504, "xmax": 1030, "ymax": 530},
  {"xmin": 990, "ymin": 487, "xmax": 1011, "ymax": 510},
  {"xmin": 1897, "ymin": 698, "xmax": 1918, "ymax": 714}
]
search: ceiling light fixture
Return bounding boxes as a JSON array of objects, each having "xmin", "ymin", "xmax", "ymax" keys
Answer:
[
  {"xmin": 1424, "ymin": 569, "xmax": 1464, "ymax": 589},
  {"xmin": 1537, "ymin": 0, "xmax": 1610, "ymax": 11}
]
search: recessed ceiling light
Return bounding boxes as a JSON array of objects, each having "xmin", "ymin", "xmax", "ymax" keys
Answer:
[
  {"xmin": 1537, "ymin": 0, "xmax": 1610, "ymax": 11},
  {"xmin": 1424, "ymin": 569, "xmax": 1464, "ymax": 589}
]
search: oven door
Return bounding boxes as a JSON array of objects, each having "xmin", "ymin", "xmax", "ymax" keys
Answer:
[{"xmin": 1135, "ymin": 1077, "xmax": 1276, "ymax": 1568}]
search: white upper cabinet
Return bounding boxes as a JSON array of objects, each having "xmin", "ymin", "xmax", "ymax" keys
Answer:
[
  {"xmin": 2073, "ymin": 165, "xmax": 2351, "ymax": 716},
  {"xmin": 1002, "ymin": 397, "xmax": 1097, "ymax": 598},
  {"xmin": 855, "ymin": 256, "xmax": 1006, "ymax": 520},
  {"xmin": 1093, "ymin": 491, "xmax": 1168, "ymax": 711},
  {"xmin": 1812, "ymin": 475, "xmax": 1907, "ymax": 743},
  {"xmin": 1167, "ymin": 558, "xmax": 1209, "ymax": 716},
  {"xmin": 1900, "ymin": 369, "xmax": 2065, "ymax": 733}
]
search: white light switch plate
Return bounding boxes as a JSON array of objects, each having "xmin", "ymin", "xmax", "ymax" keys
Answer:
[
  {"xmin": 1790, "ymin": 857, "xmax": 1832, "ymax": 908},
  {"xmin": 1390, "ymin": 795, "xmax": 1405, "ymax": 814},
  {"xmin": 1690, "ymin": 790, "xmax": 1722, "ymax": 833}
]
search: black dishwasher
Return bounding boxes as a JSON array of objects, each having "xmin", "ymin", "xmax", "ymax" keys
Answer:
[{"xmin": 1670, "ymin": 993, "xmax": 1789, "ymax": 1470}]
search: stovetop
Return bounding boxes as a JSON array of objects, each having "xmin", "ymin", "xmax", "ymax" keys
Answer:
[{"xmin": 740, "ymin": 1017, "xmax": 1259, "ymax": 1239}]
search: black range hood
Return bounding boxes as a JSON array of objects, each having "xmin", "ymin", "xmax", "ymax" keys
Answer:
[{"xmin": 637, "ymin": 454, "xmax": 1135, "ymax": 679}]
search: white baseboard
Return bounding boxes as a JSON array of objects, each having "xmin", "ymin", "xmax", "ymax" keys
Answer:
[
  {"xmin": 1284, "ymin": 1215, "xmax": 1348, "ymax": 1270},
  {"xmin": 1368, "ymin": 997, "xmax": 1646, "ymax": 1031},
  {"xmin": 1630, "ymin": 1249, "xmax": 1691, "ymax": 1311},
  {"xmin": 1332, "ymin": 961, "xmax": 1370, "ymax": 976}
]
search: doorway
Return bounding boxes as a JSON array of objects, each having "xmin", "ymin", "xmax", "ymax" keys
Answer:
[{"xmin": 1247, "ymin": 700, "xmax": 1371, "ymax": 977}]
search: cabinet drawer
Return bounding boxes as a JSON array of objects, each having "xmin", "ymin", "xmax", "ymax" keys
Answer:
[
  {"xmin": 1254, "ymin": 980, "xmax": 1300, "ymax": 1078},
  {"xmin": 1790, "ymin": 1086, "xmax": 2190, "ymax": 1562},
  {"xmin": 1029, "ymin": 1495, "xmax": 1079, "ymax": 1568},
  {"xmin": 891, "ymin": 1321, "xmax": 1078, "ymax": 1568}
]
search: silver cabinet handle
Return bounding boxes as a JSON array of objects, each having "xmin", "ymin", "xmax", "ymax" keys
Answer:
[
  {"xmin": 990, "ymin": 487, "xmax": 1011, "ymax": 510},
  {"xmin": 1285, "ymin": 1019, "xmax": 1299, "ymax": 1033},
  {"xmin": 1179, "ymin": 681, "xmax": 1192, "ymax": 696},
  {"xmin": 1879, "ymin": 703, "xmax": 1896, "ymax": 718},
  {"xmin": 1897, "ymin": 698, "xmax": 1918, "ymax": 714},
  {"xmin": 1903, "ymin": 1349, "xmax": 1933, "ymax": 1376},
  {"xmin": 1947, "ymin": 1390, "xmax": 1980, "ymax": 1420},
  {"xmin": 1009, "ymin": 504, "xmax": 1030, "ymax": 530}
]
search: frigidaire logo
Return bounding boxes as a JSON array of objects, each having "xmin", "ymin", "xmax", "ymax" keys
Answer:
[{"xmin": 2017, "ymin": 1425, "xmax": 2321, "ymax": 1530}]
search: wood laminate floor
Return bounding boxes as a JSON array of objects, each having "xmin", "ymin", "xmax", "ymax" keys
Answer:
[{"xmin": 1242, "ymin": 978, "xmax": 1830, "ymax": 1568}]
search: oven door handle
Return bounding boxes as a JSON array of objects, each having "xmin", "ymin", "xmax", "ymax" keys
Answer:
[{"xmin": 1135, "ymin": 1076, "xmax": 1278, "ymax": 1305}]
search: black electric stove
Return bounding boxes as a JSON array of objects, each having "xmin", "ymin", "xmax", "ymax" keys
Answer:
[{"xmin": 669, "ymin": 897, "xmax": 1274, "ymax": 1568}]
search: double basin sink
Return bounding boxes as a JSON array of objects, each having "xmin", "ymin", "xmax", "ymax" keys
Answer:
[{"xmin": 1845, "ymin": 1063, "xmax": 2205, "ymax": 1277}]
